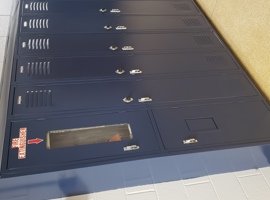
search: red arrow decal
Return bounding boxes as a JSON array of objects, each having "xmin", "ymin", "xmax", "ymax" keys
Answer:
[{"xmin": 28, "ymin": 138, "xmax": 43, "ymax": 145}]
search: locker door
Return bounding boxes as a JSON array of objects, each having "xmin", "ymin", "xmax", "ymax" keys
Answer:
[
  {"xmin": 12, "ymin": 74, "xmax": 257, "ymax": 115},
  {"xmin": 18, "ymin": 33, "xmax": 223, "ymax": 56},
  {"xmin": 7, "ymin": 111, "xmax": 160, "ymax": 169},
  {"xmin": 22, "ymin": 1, "xmax": 199, "ymax": 15},
  {"xmin": 15, "ymin": 52, "xmax": 238, "ymax": 82},
  {"xmin": 152, "ymin": 101, "xmax": 270, "ymax": 151},
  {"xmin": 20, "ymin": 16, "xmax": 210, "ymax": 34}
]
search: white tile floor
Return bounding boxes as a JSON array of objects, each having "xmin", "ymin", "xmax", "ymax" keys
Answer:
[{"xmin": 1, "ymin": 1, "xmax": 270, "ymax": 200}]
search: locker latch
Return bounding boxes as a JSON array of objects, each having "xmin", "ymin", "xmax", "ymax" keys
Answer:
[
  {"xmin": 109, "ymin": 46, "xmax": 118, "ymax": 51},
  {"xmin": 20, "ymin": 66, "xmax": 24, "ymax": 73},
  {"xmin": 104, "ymin": 25, "xmax": 112, "ymax": 30},
  {"xmin": 123, "ymin": 97, "xmax": 134, "ymax": 103},
  {"xmin": 124, "ymin": 145, "xmax": 140, "ymax": 151},
  {"xmin": 115, "ymin": 68, "xmax": 125, "ymax": 74},
  {"xmin": 99, "ymin": 8, "xmax": 107, "ymax": 13},
  {"xmin": 122, "ymin": 46, "xmax": 134, "ymax": 51},
  {"xmin": 130, "ymin": 69, "xmax": 142, "ymax": 75},
  {"xmin": 110, "ymin": 9, "xmax": 121, "ymax": 13},
  {"xmin": 138, "ymin": 97, "xmax": 152, "ymax": 103},
  {"xmin": 17, "ymin": 96, "xmax": 22, "ymax": 105},
  {"xmin": 116, "ymin": 26, "xmax": 127, "ymax": 30},
  {"xmin": 183, "ymin": 138, "xmax": 198, "ymax": 145}
]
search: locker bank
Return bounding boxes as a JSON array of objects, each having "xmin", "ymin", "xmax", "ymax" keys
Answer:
[{"xmin": 1, "ymin": 0, "xmax": 270, "ymax": 179}]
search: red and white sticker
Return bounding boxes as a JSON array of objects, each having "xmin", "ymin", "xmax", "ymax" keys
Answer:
[{"xmin": 11, "ymin": 128, "xmax": 27, "ymax": 159}]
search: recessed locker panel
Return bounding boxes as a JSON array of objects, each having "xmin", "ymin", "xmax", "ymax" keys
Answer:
[
  {"xmin": 7, "ymin": 110, "xmax": 159, "ymax": 169},
  {"xmin": 22, "ymin": 1, "xmax": 199, "ymax": 15},
  {"xmin": 15, "ymin": 52, "xmax": 238, "ymax": 82},
  {"xmin": 18, "ymin": 33, "xmax": 223, "ymax": 56},
  {"xmin": 20, "ymin": 15, "xmax": 210, "ymax": 34},
  {"xmin": 13, "ymin": 74, "xmax": 257, "ymax": 115},
  {"xmin": 153, "ymin": 101, "xmax": 270, "ymax": 150}
]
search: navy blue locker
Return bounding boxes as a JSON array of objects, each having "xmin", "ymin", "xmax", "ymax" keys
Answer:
[
  {"xmin": 18, "ymin": 32, "xmax": 223, "ymax": 56},
  {"xmin": 153, "ymin": 100, "xmax": 270, "ymax": 150},
  {"xmin": 15, "ymin": 52, "xmax": 238, "ymax": 83},
  {"xmin": 20, "ymin": 15, "xmax": 210, "ymax": 34},
  {"xmin": 6, "ymin": 110, "xmax": 160, "ymax": 169},
  {"xmin": 22, "ymin": 0, "xmax": 199, "ymax": 15},
  {"xmin": 12, "ymin": 74, "xmax": 257, "ymax": 115}
]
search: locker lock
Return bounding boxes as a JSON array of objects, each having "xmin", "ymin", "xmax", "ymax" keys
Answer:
[
  {"xmin": 123, "ymin": 97, "xmax": 133, "ymax": 103},
  {"xmin": 99, "ymin": 8, "xmax": 107, "ymax": 13},
  {"xmin": 104, "ymin": 25, "xmax": 112, "ymax": 30},
  {"xmin": 115, "ymin": 68, "xmax": 125, "ymax": 74},
  {"xmin": 183, "ymin": 138, "xmax": 198, "ymax": 145},
  {"xmin": 109, "ymin": 46, "xmax": 118, "ymax": 51}
]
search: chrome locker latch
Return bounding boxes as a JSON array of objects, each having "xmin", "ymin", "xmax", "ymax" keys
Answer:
[
  {"xmin": 22, "ymin": 42, "xmax": 26, "ymax": 48},
  {"xmin": 109, "ymin": 46, "xmax": 118, "ymax": 51},
  {"xmin": 104, "ymin": 25, "xmax": 112, "ymax": 30},
  {"xmin": 130, "ymin": 69, "xmax": 142, "ymax": 75},
  {"xmin": 123, "ymin": 97, "xmax": 133, "ymax": 103},
  {"xmin": 183, "ymin": 138, "xmax": 198, "ymax": 145},
  {"xmin": 116, "ymin": 26, "xmax": 127, "ymax": 30},
  {"xmin": 122, "ymin": 46, "xmax": 134, "ymax": 51},
  {"xmin": 20, "ymin": 66, "xmax": 24, "ymax": 73},
  {"xmin": 99, "ymin": 8, "xmax": 107, "ymax": 13},
  {"xmin": 17, "ymin": 96, "xmax": 22, "ymax": 105},
  {"xmin": 110, "ymin": 9, "xmax": 121, "ymax": 13},
  {"xmin": 138, "ymin": 97, "xmax": 152, "ymax": 103},
  {"xmin": 23, "ymin": 21, "xmax": 28, "ymax": 27},
  {"xmin": 115, "ymin": 68, "xmax": 125, "ymax": 74},
  {"xmin": 124, "ymin": 145, "xmax": 140, "ymax": 151}
]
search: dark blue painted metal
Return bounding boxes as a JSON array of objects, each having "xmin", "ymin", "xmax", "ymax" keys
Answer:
[{"xmin": 1, "ymin": 0, "xmax": 270, "ymax": 186}]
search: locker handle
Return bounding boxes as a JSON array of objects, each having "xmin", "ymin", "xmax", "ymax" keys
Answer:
[
  {"xmin": 116, "ymin": 26, "xmax": 127, "ymax": 30},
  {"xmin": 109, "ymin": 46, "xmax": 118, "ymax": 51},
  {"xmin": 99, "ymin": 8, "xmax": 107, "ymax": 13},
  {"xmin": 124, "ymin": 145, "xmax": 140, "ymax": 151},
  {"xmin": 110, "ymin": 9, "xmax": 121, "ymax": 13},
  {"xmin": 138, "ymin": 97, "xmax": 152, "ymax": 103},
  {"xmin": 104, "ymin": 25, "xmax": 112, "ymax": 30},
  {"xmin": 183, "ymin": 138, "xmax": 198, "ymax": 145},
  {"xmin": 123, "ymin": 97, "xmax": 133, "ymax": 103},
  {"xmin": 122, "ymin": 46, "xmax": 134, "ymax": 51},
  {"xmin": 115, "ymin": 68, "xmax": 125, "ymax": 74},
  {"xmin": 130, "ymin": 69, "xmax": 142, "ymax": 75}
]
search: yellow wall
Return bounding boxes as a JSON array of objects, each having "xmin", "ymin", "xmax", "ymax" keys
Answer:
[{"xmin": 196, "ymin": 0, "xmax": 270, "ymax": 101}]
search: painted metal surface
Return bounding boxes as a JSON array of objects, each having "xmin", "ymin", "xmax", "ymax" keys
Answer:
[
  {"xmin": 1, "ymin": 0, "xmax": 270, "ymax": 188},
  {"xmin": 20, "ymin": 15, "xmax": 210, "ymax": 34}
]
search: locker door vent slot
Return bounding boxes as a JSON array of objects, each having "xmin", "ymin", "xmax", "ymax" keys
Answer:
[
  {"xmin": 27, "ymin": 19, "xmax": 49, "ymax": 29},
  {"xmin": 27, "ymin": 61, "xmax": 51, "ymax": 76},
  {"xmin": 46, "ymin": 123, "xmax": 132, "ymax": 149},
  {"xmin": 205, "ymin": 54, "xmax": 227, "ymax": 64},
  {"xmin": 26, "ymin": 2, "xmax": 48, "ymax": 11},
  {"xmin": 193, "ymin": 35, "xmax": 214, "ymax": 46},
  {"xmin": 25, "ymin": 90, "xmax": 53, "ymax": 108},
  {"xmin": 173, "ymin": 3, "xmax": 191, "ymax": 11},
  {"xmin": 27, "ymin": 38, "xmax": 49, "ymax": 50},
  {"xmin": 183, "ymin": 18, "xmax": 201, "ymax": 26}
]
